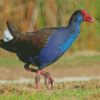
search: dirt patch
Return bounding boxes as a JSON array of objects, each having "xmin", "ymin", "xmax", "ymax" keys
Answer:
[
  {"xmin": 84, "ymin": 92, "xmax": 100, "ymax": 100},
  {"xmin": 71, "ymin": 51, "xmax": 100, "ymax": 56},
  {"xmin": 0, "ymin": 63, "xmax": 100, "ymax": 80},
  {"xmin": 59, "ymin": 97, "xmax": 79, "ymax": 100},
  {"xmin": 0, "ymin": 53, "xmax": 100, "ymax": 80}
]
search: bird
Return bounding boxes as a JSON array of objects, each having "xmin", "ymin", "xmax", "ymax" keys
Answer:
[{"xmin": 0, "ymin": 9, "xmax": 93, "ymax": 89}]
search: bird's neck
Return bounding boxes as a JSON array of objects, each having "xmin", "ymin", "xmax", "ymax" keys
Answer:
[
  {"xmin": 68, "ymin": 21, "xmax": 81, "ymax": 33},
  {"xmin": 59, "ymin": 22, "xmax": 81, "ymax": 54}
]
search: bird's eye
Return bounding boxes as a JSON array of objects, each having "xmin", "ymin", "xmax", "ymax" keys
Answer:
[{"xmin": 80, "ymin": 12, "xmax": 84, "ymax": 16}]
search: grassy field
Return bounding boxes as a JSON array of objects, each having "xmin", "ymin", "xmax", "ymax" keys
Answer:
[
  {"xmin": 0, "ymin": 79, "xmax": 100, "ymax": 100},
  {"xmin": 0, "ymin": 53, "xmax": 100, "ymax": 99},
  {"xmin": 0, "ymin": 58, "xmax": 21, "ymax": 66}
]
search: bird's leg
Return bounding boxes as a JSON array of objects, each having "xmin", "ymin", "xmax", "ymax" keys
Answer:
[
  {"xmin": 24, "ymin": 64, "xmax": 41, "ymax": 89},
  {"xmin": 35, "ymin": 70, "xmax": 41, "ymax": 89},
  {"xmin": 24, "ymin": 63, "xmax": 32, "ymax": 72},
  {"xmin": 35, "ymin": 70, "xmax": 54, "ymax": 89},
  {"xmin": 39, "ymin": 70, "xmax": 54, "ymax": 89},
  {"xmin": 24, "ymin": 64, "xmax": 54, "ymax": 89}
]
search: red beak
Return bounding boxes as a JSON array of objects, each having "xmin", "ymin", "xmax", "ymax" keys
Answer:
[{"xmin": 81, "ymin": 9, "xmax": 93, "ymax": 23}]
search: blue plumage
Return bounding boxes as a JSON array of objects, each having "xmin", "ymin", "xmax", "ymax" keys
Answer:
[{"xmin": 17, "ymin": 13, "xmax": 83, "ymax": 70}]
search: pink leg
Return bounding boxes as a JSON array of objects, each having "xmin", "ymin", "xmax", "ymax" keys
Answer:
[
  {"xmin": 35, "ymin": 70, "xmax": 41, "ymax": 89},
  {"xmin": 40, "ymin": 70, "xmax": 54, "ymax": 89},
  {"xmin": 24, "ymin": 64, "xmax": 54, "ymax": 89}
]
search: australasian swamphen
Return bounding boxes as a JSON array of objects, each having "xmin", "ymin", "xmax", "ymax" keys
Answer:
[{"xmin": 0, "ymin": 9, "xmax": 93, "ymax": 89}]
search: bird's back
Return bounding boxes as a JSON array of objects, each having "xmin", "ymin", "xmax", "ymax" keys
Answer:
[
  {"xmin": 2, "ymin": 20, "xmax": 58, "ymax": 56},
  {"xmin": 10, "ymin": 28, "xmax": 57, "ymax": 56}
]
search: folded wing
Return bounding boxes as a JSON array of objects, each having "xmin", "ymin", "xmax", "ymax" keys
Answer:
[{"xmin": 5, "ymin": 20, "xmax": 57, "ymax": 57}]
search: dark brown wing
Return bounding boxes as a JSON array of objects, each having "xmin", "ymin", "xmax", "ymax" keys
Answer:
[
  {"xmin": 11, "ymin": 28, "xmax": 57, "ymax": 56},
  {"xmin": 6, "ymin": 20, "xmax": 57, "ymax": 56}
]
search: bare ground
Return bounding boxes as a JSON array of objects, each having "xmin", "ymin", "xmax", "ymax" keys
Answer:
[
  {"xmin": 0, "ymin": 63, "xmax": 100, "ymax": 80},
  {"xmin": 0, "ymin": 51, "xmax": 100, "ymax": 80}
]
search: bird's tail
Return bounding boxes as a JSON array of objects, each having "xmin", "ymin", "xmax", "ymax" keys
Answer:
[{"xmin": 6, "ymin": 20, "xmax": 22, "ymax": 38}]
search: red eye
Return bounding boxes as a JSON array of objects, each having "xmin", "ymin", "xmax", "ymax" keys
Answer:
[{"xmin": 81, "ymin": 12, "xmax": 84, "ymax": 16}]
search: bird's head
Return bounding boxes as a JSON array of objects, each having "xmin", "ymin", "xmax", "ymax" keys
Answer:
[{"xmin": 69, "ymin": 9, "xmax": 93, "ymax": 25}]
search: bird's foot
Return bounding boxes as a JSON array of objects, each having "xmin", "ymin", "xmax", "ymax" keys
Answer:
[
  {"xmin": 43, "ymin": 72, "xmax": 54, "ymax": 89},
  {"xmin": 24, "ymin": 64, "xmax": 54, "ymax": 89},
  {"xmin": 35, "ymin": 70, "xmax": 54, "ymax": 89}
]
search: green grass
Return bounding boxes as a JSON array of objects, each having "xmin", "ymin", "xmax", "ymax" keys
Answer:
[
  {"xmin": 0, "ymin": 58, "xmax": 21, "ymax": 66},
  {"xmin": 0, "ymin": 85, "xmax": 100, "ymax": 100}
]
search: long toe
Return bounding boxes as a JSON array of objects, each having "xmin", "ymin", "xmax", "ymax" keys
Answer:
[
  {"xmin": 50, "ymin": 75, "xmax": 54, "ymax": 89},
  {"xmin": 35, "ymin": 76, "xmax": 41, "ymax": 89},
  {"xmin": 43, "ymin": 72, "xmax": 54, "ymax": 89},
  {"xmin": 44, "ymin": 76, "xmax": 48, "ymax": 88},
  {"xmin": 35, "ymin": 70, "xmax": 54, "ymax": 89}
]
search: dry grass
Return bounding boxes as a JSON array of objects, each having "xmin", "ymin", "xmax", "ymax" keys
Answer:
[{"xmin": 0, "ymin": 79, "xmax": 100, "ymax": 99}]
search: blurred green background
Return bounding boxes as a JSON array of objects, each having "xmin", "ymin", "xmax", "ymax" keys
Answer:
[{"xmin": 0, "ymin": 0, "xmax": 100, "ymax": 58}]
